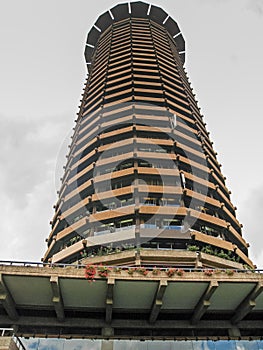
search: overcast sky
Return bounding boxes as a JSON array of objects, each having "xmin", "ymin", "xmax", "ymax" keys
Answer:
[{"xmin": 0, "ymin": 0, "xmax": 262, "ymax": 267}]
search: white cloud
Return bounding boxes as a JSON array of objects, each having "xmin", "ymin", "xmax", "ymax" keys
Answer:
[
  {"xmin": 239, "ymin": 186, "xmax": 263, "ymax": 268},
  {"xmin": 0, "ymin": 113, "xmax": 71, "ymax": 261},
  {"xmin": 247, "ymin": 0, "xmax": 263, "ymax": 15}
]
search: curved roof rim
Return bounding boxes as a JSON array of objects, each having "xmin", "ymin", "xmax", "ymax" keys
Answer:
[{"xmin": 85, "ymin": 1, "xmax": 185, "ymax": 66}]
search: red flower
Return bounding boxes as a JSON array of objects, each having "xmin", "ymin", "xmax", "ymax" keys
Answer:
[
  {"xmin": 85, "ymin": 264, "xmax": 97, "ymax": 282},
  {"xmin": 204, "ymin": 269, "xmax": 213, "ymax": 276},
  {"xmin": 166, "ymin": 268, "xmax": 176, "ymax": 277}
]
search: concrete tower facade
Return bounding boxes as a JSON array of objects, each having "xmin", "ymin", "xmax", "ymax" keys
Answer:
[{"xmin": 43, "ymin": 1, "xmax": 253, "ymax": 269}]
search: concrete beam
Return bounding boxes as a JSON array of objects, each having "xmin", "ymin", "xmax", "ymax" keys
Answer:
[
  {"xmin": 149, "ymin": 280, "xmax": 168, "ymax": 324},
  {"xmin": 0, "ymin": 274, "xmax": 18, "ymax": 320},
  {"xmin": 50, "ymin": 276, "xmax": 65, "ymax": 322},
  {"xmin": 106, "ymin": 278, "xmax": 115, "ymax": 324},
  {"xmin": 232, "ymin": 281, "xmax": 263, "ymax": 324},
  {"xmin": 101, "ymin": 327, "xmax": 114, "ymax": 337},
  {"xmin": 1, "ymin": 315, "xmax": 263, "ymax": 331},
  {"xmin": 191, "ymin": 280, "xmax": 219, "ymax": 324}
]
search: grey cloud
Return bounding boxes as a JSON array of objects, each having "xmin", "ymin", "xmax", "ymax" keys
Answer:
[
  {"xmin": 246, "ymin": 0, "xmax": 263, "ymax": 15},
  {"xmin": 0, "ymin": 112, "xmax": 73, "ymax": 261},
  {"xmin": 0, "ymin": 113, "xmax": 71, "ymax": 207}
]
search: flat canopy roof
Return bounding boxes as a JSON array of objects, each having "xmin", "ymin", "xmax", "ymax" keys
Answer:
[
  {"xmin": 84, "ymin": 1, "xmax": 186, "ymax": 72},
  {"xmin": 1, "ymin": 262, "xmax": 263, "ymax": 339}
]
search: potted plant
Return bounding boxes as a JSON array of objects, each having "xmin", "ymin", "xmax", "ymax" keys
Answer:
[{"xmin": 152, "ymin": 266, "xmax": 161, "ymax": 275}]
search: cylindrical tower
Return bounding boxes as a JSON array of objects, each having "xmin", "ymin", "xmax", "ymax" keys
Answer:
[{"xmin": 43, "ymin": 1, "xmax": 253, "ymax": 269}]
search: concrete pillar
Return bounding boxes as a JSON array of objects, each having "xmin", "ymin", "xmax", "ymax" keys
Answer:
[
  {"xmin": 228, "ymin": 327, "xmax": 241, "ymax": 337},
  {"xmin": 0, "ymin": 337, "xmax": 19, "ymax": 350},
  {"xmin": 101, "ymin": 340, "xmax": 113, "ymax": 350}
]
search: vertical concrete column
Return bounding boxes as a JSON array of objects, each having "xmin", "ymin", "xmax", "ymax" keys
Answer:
[
  {"xmin": 228, "ymin": 327, "xmax": 241, "ymax": 337},
  {"xmin": 0, "ymin": 337, "xmax": 19, "ymax": 350},
  {"xmin": 101, "ymin": 340, "xmax": 114, "ymax": 350}
]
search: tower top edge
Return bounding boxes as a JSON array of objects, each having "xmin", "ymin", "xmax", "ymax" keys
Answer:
[{"xmin": 84, "ymin": 1, "xmax": 185, "ymax": 69}]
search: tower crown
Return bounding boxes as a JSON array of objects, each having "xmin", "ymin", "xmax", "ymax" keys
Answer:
[{"xmin": 85, "ymin": 1, "xmax": 185, "ymax": 73}]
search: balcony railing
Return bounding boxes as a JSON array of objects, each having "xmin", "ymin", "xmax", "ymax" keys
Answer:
[{"xmin": 0, "ymin": 260, "xmax": 262, "ymax": 274}]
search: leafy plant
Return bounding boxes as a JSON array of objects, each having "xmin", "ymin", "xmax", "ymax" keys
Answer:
[
  {"xmin": 201, "ymin": 245, "xmax": 213, "ymax": 255},
  {"xmin": 217, "ymin": 250, "xmax": 229, "ymax": 259},
  {"xmin": 113, "ymin": 267, "xmax": 122, "ymax": 273},
  {"xmin": 176, "ymin": 268, "xmax": 184, "ymax": 276},
  {"xmin": 97, "ymin": 247, "xmax": 103, "ymax": 256},
  {"xmin": 152, "ymin": 266, "xmax": 161, "ymax": 275},
  {"xmin": 128, "ymin": 268, "xmax": 134, "ymax": 275},
  {"xmin": 97, "ymin": 265, "xmax": 111, "ymax": 278},
  {"xmin": 135, "ymin": 267, "xmax": 149, "ymax": 276},
  {"xmin": 243, "ymin": 264, "xmax": 254, "ymax": 271},
  {"xmin": 187, "ymin": 245, "xmax": 200, "ymax": 252},
  {"xmin": 80, "ymin": 250, "xmax": 87, "ymax": 258}
]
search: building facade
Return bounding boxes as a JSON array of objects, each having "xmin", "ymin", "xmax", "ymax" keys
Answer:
[{"xmin": 43, "ymin": 1, "xmax": 253, "ymax": 269}]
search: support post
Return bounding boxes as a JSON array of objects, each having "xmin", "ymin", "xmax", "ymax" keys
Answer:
[
  {"xmin": 50, "ymin": 276, "xmax": 65, "ymax": 322},
  {"xmin": 0, "ymin": 274, "xmax": 18, "ymax": 320},
  {"xmin": 232, "ymin": 282, "xmax": 263, "ymax": 324},
  {"xmin": 228, "ymin": 327, "xmax": 241, "ymax": 337},
  {"xmin": 149, "ymin": 280, "xmax": 168, "ymax": 324},
  {"xmin": 101, "ymin": 340, "xmax": 114, "ymax": 350},
  {"xmin": 191, "ymin": 280, "xmax": 218, "ymax": 324},
  {"xmin": 106, "ymin": 278, "xmax": 115, "ymax": 323}
]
